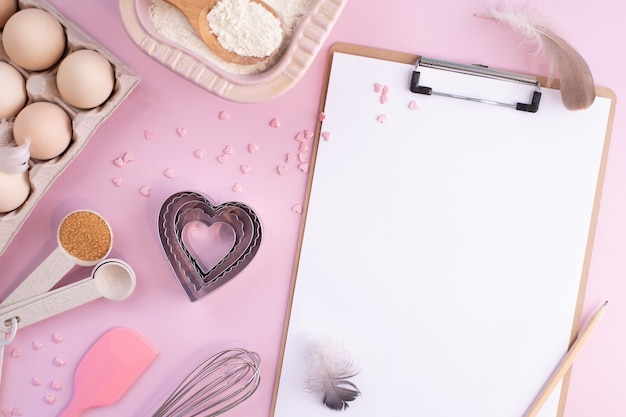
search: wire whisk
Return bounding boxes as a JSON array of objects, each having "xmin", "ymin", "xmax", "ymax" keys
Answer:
[{"xmin": 152, "ymin": 348, "xmax": 261, "ymax": 417}]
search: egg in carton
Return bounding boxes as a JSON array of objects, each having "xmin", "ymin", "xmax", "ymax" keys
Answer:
[{"xmin": 0, "ymin": 0, "xmax": 141, "ymax": 255}]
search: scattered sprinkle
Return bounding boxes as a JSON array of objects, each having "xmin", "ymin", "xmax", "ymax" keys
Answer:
[
  {"xmin": 219, "ymin": 110, "xmax": 230, "ymax": 120},
  {"xmin": 292, "ymin": 204, "xmax": 303, "ymax": 214},
  {"xmin": 11, "ymin": 408, "xmax": 23, "ymax": 416},
  {"xmin": 240, "ymin": 164, "xmax": 251, "ymax": 174},
  {"xmin": 163, "ymin": 168, "xmax": 174, "ymax": 178},
  {"xmin": 298, "ymin": 163, "xmax": 309, "ymax": 173},
  {"xmin": 322, "ymin": 132, "xmax": 332, "ymax": 141},
  {"xmin": 140, "ymin": 186, "xmax": 151, "ymax": 197},
  {"xmin": 382, "ymin": 85, "xmax": 390, "ymax": 95},
  {"xmin": 217, "ymin": 154, "xmax": 229, "ymax": 164},
  {"xmin": 32, "ymin": 377, "xmax": 42, "ymax": 386},
  {"xmin": 298, "ymin": 153, "xmax": 308, "ymax": 162},
  {"xmin": 113, "ymin": 157, "xmax": 124, "ymax": 167},
  {"xmin": 376, "ymin": 114, "xmax": 388, "ymax": 124},
  {"xmin": 409, "ymin": 100, "xmax": 419, "ymax": 110},
  {"xmin": 380, "ymin": 94, "xmax": 389, "ymax": 104},
  {"xmin": 53, "ymin": 357, "xmax": 65, "ymax": 367},
  {"xmin": 223, "ymin": 145, "xmax": 234, "ymax": 155},
  {"xmin": 277, "ymin": 165, "xmax": 288, "ymax": 175},
  {"xmin": 298, "ymin": 142, "xmax": 309, "ymax": 152},
  {"xmin": 232, "ymin": 183, "xmax": 242, "ymax": 193},
  {"xmin": 248, "ymin": 143, "xmax": 259, "ymax": 153},
  {"xmin": 122, "ymin": 152, "xmax": 134, "ymax": 162},
  {"xmin": 176, "ymin": 127, "xmax": 187, "ymax": 137},
  {"xmin": 194, "ymin": 149, "xmax": 204, "ymax": 159},
  {"xmin": 304, "ymin": 129, "xmax": 314, "ymax": 139},
  {"xmin": 270, "ymin": 117, "xmax": 281, "ymax": 128},
  {"xmin": 112, "ymin": 178, "xmax": 122, "ymax": 187},
  {"xmin": 295, "ymin": 131, "xmax": 306, "ymax": 142},
  {"xmin": 318, "ymin": 112, "xmax": 326, "ymax": 121},
  {"xmin": 374, "ymin": 83, "xmax": 383, "ymax": 93},
  {"xmin": 144, "ymin": 130, "xmax": 156, "ymax": 140},
  {"xmin": 51, "ymin": 333, "xmax": 63, "ymax": 343},
  {"xmin": 10, "ymin": 348, "xmax": 21, "ymax": 358},
  {"xmin": 32, "ymin": 341, "xmax": 42, "ymax": 350},
  {"xmin": 286, "ymin": 153, "xmax": 296, "ymax": 163},
  {"xmin": 50, "ymin": 380, "xmax": 62, "ymax": 391},
  {"xmin": 44, "ymin": 395, "xmax": 55, "ymax": 405}
]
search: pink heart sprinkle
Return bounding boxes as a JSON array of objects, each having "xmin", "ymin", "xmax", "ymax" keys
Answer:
[
  {"xmin": 194, "ymin": 149, "xmax": 204, "ymax": 159},
  {"xmin": 144, "ymin": 130, "xmax": 155, "ymax": 140},
  {"xmin": 53, "ymin": 356, "xmax": 65, "ymax": 367},
  {"xmin": 51, "ymin": 333, "xmax": 63, "ymax": 343},
  {"xmin": 298, "ymin": 142, "xmax": 310, "ymax": 152},
  {"xmin": 113, "ymin": 157, "xmax": 124, "ymax": 167},
  {"xmin": 112, "ymin": 177, "xmax": 122, "ymax": 187},
  {"xmin": 298, "ymin": 163, "xmax": 309, "ymax": 173},
  {"xmin": 176, "ymin": 127, "xmax": 187, "ymax": 137},
  {"xmin": 292, "ymin": 204, "xmax": 303, "ymax": 214},
  {"xmin": 140, "ymin": 186, "xmax": 151, "ymax": 197},
  {"xmin": 122, "ymin": 152, "xmax": 134, "ymax": 162},
  {"xmin": 217, "ymin": 154, "xmax": 229, "ymax": 164},
  {"xmin": 218, "ymin": 110, "xmax": 230, "ymax": 120},
  {"xmin": 304, "ymin": 129, "xmax": 314, "ymax": 139},
  {"xmin": 50, "ymin": 380, "xmax": 62, "ymax": 390},
  {"xmin": 32, "ymin": 341, "xmax": 42, "ymax": 350},
  {"xmin": 269, "ymin": 117, "xmax": 280, "ymax": 128},
  {"xmin": 32, "ymin": 376, "xmax": 43, "ymax": 386},
  {"xmin": 163, "ymin": 168, "xmax": 174, "ymax": 178},
  {"xmin": 10, "ymin": 348, "xmax": 21, "ymax": 358},
  {"xmin": 44, "ymin": 395, "xmax": 55, "ymax": 405},
  {"xmin": 277, "ymin": 165, "xmax": 288, "ymax": 175},
  {"xmin": 374, "ymin": 83, "xmax": 383, "ymax": 93},
  {"xmin": 298, "ymin": 153, "xmax": 308, "ymax": 163},
  {"xmin": 286, "ymin": 153, "xmax": 296, "ymax": 163},
  {"xmin": 408, "ymin": 100, "xmax": 419, "ymax": 110},
  {"xmin": 2, "ymin": 409, "xmax": 11, "ymax": 417},
  {"xmin": 248, "ymin": 143, "xmax": 259, "ymax": 153},
  {"xmin": 12, "ymin": 408, "xmax": 23, "ymax": 416},
  {"xmin": 322, "ymin": 132, "xmax": 332, "ymax": 141},
  {"xmin": 223, "ymin": 145, "xmax": 234, "ymax": 155},
  {"xmin": 376, "ymin": 114, "xmax": 388, "ymax": 124},
  {"xmin": 294, "ymin": 131, "xmax": 306, "ymax": 142},
  {"xmin": 240, "ymin": 164, "xmax": 251, "ymax": 174},
  {"xmin": 232, "ymin": 183, "xmax": 242, "ymax": 193},
  {"xmin": 380, "ymin": 94, "xmax": 389, "ymax": 104},
  {"xmin": 382, "ymin": 85, "xmax": 390, "ymax": 95},
  {"xmin": 318, "ymin": 112, "xmax": 326, "ymax": 121}
]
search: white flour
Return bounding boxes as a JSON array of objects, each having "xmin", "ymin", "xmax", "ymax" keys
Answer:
[
  {"xmin": 148, "ymin": 0, "xmax": 312, "ymax": 75},
  {"xmin": 207, "ymin": 0, "xmax": 282, "ymax": 58}
]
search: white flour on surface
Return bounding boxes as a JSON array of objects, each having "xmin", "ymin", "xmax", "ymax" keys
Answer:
[
  {"xmin": 207, "ymin": 0, "xmax": 282, "ymax": 58},
  {"xmin": 148, "ymin": 0, "xmax": 312, "ymax": 75}
]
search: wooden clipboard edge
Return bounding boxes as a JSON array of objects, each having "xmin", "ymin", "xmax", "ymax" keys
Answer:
[{"xmin": 269, "ymin": 41, "xmax": 617, "ymax": 417}]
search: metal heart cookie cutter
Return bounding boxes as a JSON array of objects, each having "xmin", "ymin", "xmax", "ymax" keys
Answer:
[{"xmin": 158, "ymin": 191, "xmax": 262, "ymax": 301}]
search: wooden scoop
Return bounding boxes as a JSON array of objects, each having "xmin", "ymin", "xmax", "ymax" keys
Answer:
[{"xmin": 164, "ymin": 0, "xmax": 282, "ymax": 65}]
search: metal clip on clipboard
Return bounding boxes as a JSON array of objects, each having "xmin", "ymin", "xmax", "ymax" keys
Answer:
[{"xmin": 410, "ymin": 57, "xmax": 542, "ymax": 112}]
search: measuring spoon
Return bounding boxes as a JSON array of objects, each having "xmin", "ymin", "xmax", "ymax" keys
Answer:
[
  {"xmin": 0, "ymin": 259, "xmax": 135, "ymax": 333},
  {"xmin": 2, "ymin": 210, "xmax": 113, "ymax": 307},
  {"xmin": 163, "ymin": 0, "xmax": 282, "ymax": 65}
]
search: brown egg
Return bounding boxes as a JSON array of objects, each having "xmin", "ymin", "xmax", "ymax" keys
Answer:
[
  {"xmin": 0, "ymin": 169, "xmax": 30, "ymax": 213},
  {"xmin": 56, "ymin": 50, "xmax": 115, "ymax": 109},
  {"xmin": 2, "ymin": 8, "xmax": 66, "ymax": 71},
  {"xmin": 0, "ymin": 62, "xmax": 27, "ymax": 119},
  {"xmin": 13, "ymin": 102, "xmax": 72, "ymax": 160},
  {"xmin": 0, "ymin": 0, "xmax": 18, "ymax": 29}
]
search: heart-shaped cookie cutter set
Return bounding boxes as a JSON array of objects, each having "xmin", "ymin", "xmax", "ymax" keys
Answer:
[{"xmin": 158, "ymin": 191, "xmax": 262, "ymax": 301}]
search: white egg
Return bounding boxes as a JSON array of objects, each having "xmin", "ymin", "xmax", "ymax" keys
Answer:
[
  {"xmin": 0, "ymin": 0, "xmax": 18, "ymax": 29},
  {"xmin": 13, "ymin": 102, "xmax": 72, "ymax": 160},
  {"xmin": 0, "ymin": 169, "xmax": 30, "ymax": 213},
  {"xmin": 2, "ymin": 8, "xmax": 66, "ymax": 71},
  {"xmin": 56, "ymin": 49, "xmax": 115, "ymax": 109},
  {"xmin": 0, "ymin": 61, "xmax": 27, "ymax": 119}
]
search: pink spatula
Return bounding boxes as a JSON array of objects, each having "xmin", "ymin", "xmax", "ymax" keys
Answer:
[{"xmin": 58, "ymin": 327, "xmax": 158, "ymax": 417}]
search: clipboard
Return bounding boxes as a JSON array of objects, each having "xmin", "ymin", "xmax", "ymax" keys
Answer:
[{"xmin": 271, "ymin": 43, "xmax": 616, "ymax": 417}]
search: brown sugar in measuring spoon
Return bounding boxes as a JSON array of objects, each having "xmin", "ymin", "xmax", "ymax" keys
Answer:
[{"xmin": 164, "ymin": 0, "xmax": 282, "ymax": 65}]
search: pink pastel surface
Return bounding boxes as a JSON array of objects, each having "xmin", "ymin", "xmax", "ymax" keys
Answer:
[{"xmin": 0, "ymin": 0, "xmax": 625, "ymax": 416}]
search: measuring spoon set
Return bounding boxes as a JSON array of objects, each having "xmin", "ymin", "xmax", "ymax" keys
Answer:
[{"xmin": 0, "ymin": 210, "xmax": 136, "ymax": 381}]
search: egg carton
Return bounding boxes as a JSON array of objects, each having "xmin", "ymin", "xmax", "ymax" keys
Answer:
[{"xmin": 0, "ymin": 0, "xmax": 141, "ymax": 255}]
